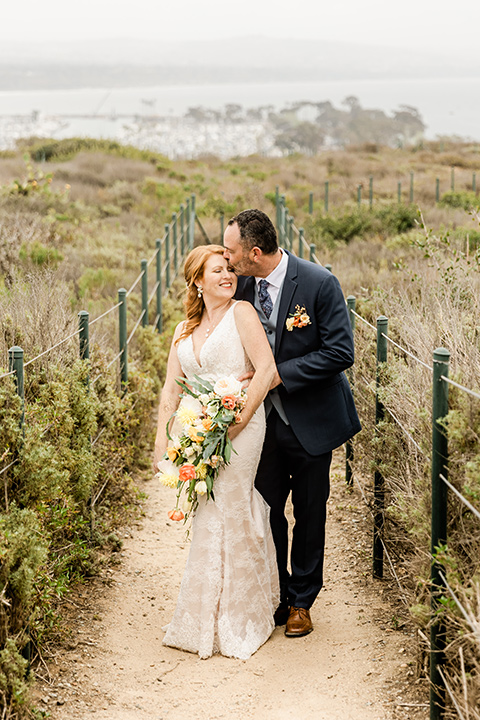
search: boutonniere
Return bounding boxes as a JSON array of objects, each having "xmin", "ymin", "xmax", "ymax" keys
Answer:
[{"xmin": 286, "ymin": 305, "xmax": 312, "ymax": 331}]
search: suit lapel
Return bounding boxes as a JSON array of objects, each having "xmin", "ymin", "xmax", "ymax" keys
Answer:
[
  {"xmin": 236, "ymin": 275, "xmax": 255, "ymax": 304},
  {"xmin": 275, "ymin": 253, "xmax": 298, "ymax": 355}
]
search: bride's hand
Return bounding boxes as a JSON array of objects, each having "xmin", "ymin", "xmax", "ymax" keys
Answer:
[
  {"xmin": 153, "ymin": 445, "xmax": 164, "ymax": 475},
  {"xmin": 228, "ymin": 417, "xmax": 243, "ymax": 441}
]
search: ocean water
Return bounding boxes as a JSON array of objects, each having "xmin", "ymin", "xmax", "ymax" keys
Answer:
[{"xmin": 0, "ymin": 76, "xmax": 479, "ymax": 141}]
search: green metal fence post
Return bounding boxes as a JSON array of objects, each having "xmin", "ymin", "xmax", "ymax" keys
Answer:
[
  {"xmin": 284, "ymin": 207, "xmax": 289, "ymax": 248},
  {"xmin": 451, "ymin": 167, "xmax": 455, "ymax": 192},
  {"xmin": 189, "ymin": 194, "xmax": 196, "ymax": 250},
  {"xmin": 288, "ymin": 216, "xmax": 294, "ymax": 251},
  {"xmin": 373, "ymin": 315, "xmax": 388, "ymax": 579},
  {"xmin": 78, "ymin": 310, "xmax": 90, "ymax": 388},
  {"xmin": 436, "ymin": 178, "xmax": 440, "ymax": 203},
  {"xmin": 369, "ymin": 176, "xmax": 373, "ymax": 209},
  {"xmin": 118, "ymin": 289, "xmax": 128, "ymax": 393},
  {"xmin": 141, "ymin": 259, "xmax": 148, "ymax": 327},
  {"xmin": 179, "ymin": 204, "xmax": 185, "ymax": 258},
  {"xmin": 430, "ymin": 347, "xmax": 450, "ymax": 720},
  {"xmin": 280, "ymin": 194, "xmax": 286, "ymax": 239},
  {"xmin": 78, "ymin": 311, "xmax": 90, "ymax": 362},
  {"xmin": 172, "ymin": 213, "xmax": 178, "ymax": 275},
  {"xmin": 78, "ymin": 310, "xmax": 93, "ymax": 526},
  {"xmin": 324, "ymin": 181, "xmax": 329, "ymax": 213},
  {"xmin": 275, "ymin": 186, "xmax": 280, "ymax": 232},
  {"xmin": 281, "ymin": 198, "xmax": 287, "ymax": 245},
  {"xmin": 309, "ymin": 243, "xmax": 316, "ymax": 263},
  {"xmin": 8, "ymin": 346, "xmax": 25, "ymax": 432},
  {"xmin": 155, "ymin": 239, "xmax": 163, "ymax": 333},
  {"xmin": 308, "ymin": 191, "xmax": 313, "ymax": 214},
  {"xmin": 357, "ymin": 185, "xmax": 362, "ymax": 208},
  {"xmin": 397, "ymin": 181, "xmax": 402, "ymax": 204},
  {"xmin": 325, "ymin": 264, "xmax": 332, "ymax": 273},
  {"xmin": 185, "ymin": 198, "xmax": 191, "ymax": 250},
  {"xmin": 298, "ymin": 227, "xmax": 304, "ymax": 259},
  {"xmin": 282, "ymin": 213, "xmax": 287, "ymax": 250},
  {"xmin": 346, "ymin": 296, "xmax": 356, "ymax": 486},
  {"xmin": 410, "ymin": 171, "xmax": 414, "ymax": 203},
  {"xmin": 165, "ymin": 223, "xmax": 171, "ymax": 290}
]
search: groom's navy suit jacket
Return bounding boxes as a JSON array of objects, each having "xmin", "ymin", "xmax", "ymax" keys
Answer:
[{"xmin": 236, "ymin": 251, "xmax": 361, "ymax": 456}]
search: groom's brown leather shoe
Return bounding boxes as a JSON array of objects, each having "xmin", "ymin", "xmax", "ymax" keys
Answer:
[{"xmin": 285, "ymin": 607, "xmax": 313, "ymax": 637}]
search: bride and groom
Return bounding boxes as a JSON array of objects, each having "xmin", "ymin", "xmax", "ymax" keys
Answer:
[{"xmin": 154, "ymin": 208, "xmax": 360, "ymax": 659}]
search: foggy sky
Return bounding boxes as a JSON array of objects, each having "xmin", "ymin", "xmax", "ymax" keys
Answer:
[{"xmin": 2, "ymin": 0, "xmax": 479, "ymax": 62}]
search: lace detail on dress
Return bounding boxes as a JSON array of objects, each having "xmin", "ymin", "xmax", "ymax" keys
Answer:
[{"xmin": 163, "ymin": 302, "xmax": 279, "ymax": 660}]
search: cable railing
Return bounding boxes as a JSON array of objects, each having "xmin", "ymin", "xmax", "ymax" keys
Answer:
[{"xmin": 275, "ymin": 188, "xmax": 480, "ymax": 720}]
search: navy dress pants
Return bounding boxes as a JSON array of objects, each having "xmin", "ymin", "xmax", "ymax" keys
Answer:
[{"xmin": 255, "ymin": 408, "xmax": 332, "ymax": 609}]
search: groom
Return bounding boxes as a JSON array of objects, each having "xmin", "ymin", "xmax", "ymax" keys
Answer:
[{"xmin": 224, "ymin": 208, "xmax": 360, "ymax": 637}]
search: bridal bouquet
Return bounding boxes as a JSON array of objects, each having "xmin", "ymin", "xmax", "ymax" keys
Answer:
[{"xmin": 156, "ymin": 374, "xmax": 247, "ymax": 522}]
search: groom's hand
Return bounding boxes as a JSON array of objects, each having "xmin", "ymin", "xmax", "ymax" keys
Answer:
[
  {"xmin": 269, "ymin": 368, "xmax": 282, "ymax": 391},
  {"xmin": 237, "ymin": 370, "xmax": 254, "ymax": 389}
]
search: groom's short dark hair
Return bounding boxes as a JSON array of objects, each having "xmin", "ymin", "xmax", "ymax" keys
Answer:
[{"xmin": 228, "ymin": 209, "xmax": 278, "ymax": 255}]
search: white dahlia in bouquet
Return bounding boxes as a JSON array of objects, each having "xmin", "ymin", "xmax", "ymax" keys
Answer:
[{"xmin": 156, "ymin": 375, "xmax": 247, "ymax": 522}]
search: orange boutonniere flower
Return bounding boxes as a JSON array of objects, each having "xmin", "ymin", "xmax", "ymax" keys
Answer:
[{"xmin": 286, "ymin": 305, "xmax": 312, "ymax": 331}]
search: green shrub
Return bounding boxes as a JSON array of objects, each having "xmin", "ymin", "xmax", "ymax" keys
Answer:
[
  {"xmin": 0, "ymin": 506, "xmax": 47, "ymax": 645},
  {"xmin": 439, "ymin": 190, "xmax": 480, "ymax": 211},
  {"xmin": 198, "ymin": 196, "xmax": 236, "ymax": 218},
  {"xmin": 304, "ymin": 203, "xmax": 418, "ymax": 247},
  {"xmin": 22, "ymin": 138, "xmax": 168, "ymax": 165},
  {"xmin": 374, "ymin": 204, "xmax": 418, "ymax": 234},
  {"xmin": 142, "ymin": 178, "xmax": 185, "ymax": 206},
  {"xmin": 19, "ymin": 241, "xmax": 63, "ymax": 268},
  {"xmin": 0, "ymin": 639, "xmax": 30, "ymax": 717},
  {"xmin": 306, "ymin": 209, "xmax": 373, "ymax": 246},
  {"xmin": 77, "ymin": 267, "xmax": 120, "ymax": 299}
]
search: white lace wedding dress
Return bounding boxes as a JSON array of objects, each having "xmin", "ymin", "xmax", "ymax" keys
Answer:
[{"xmin": 162, "ymin": 302, "xmax": 279, "ymax": 660}]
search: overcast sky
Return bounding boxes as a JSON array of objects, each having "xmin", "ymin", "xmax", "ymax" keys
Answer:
[{"xmin": 2, "ymin": 0, "xmax": 479, "ymax": 60}]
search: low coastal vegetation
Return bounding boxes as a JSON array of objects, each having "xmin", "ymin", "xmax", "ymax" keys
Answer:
[{"xmin": 0, "ymin": 137, "xmax": 479, "ymax": 717}]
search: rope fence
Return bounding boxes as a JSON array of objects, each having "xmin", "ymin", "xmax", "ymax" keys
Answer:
[
  {"xmin": 126, "ymin": 269, "xmax": 145, "ymax": 298},
  {"xmin": 88, "ymin": 301, "xmax": 123, "ymax": 326}
]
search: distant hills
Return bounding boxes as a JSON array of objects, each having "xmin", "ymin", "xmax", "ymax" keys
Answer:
[{"xmin": 0, "ymin": 36, "xmax": 478, "ymax": 90}]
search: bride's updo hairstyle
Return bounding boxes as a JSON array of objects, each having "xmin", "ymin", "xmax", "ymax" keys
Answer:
[{"xmin": 175, "ymin": 244, "xmax": 226, "ymax": 345}]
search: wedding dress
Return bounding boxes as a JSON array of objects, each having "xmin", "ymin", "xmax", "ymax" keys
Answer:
[{"xmin": 162, "ymin": 302, "xmax": 279, "ymax": 660}]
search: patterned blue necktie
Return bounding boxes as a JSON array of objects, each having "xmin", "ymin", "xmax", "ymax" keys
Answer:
[{"xmin": 258, "ymin": 279, "xmax": 273, "ymax": 319}]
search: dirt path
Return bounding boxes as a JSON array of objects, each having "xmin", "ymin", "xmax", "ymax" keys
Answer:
[{"xmin": 34, "ymin": 452, "xmax": 429, "ymax": 720}]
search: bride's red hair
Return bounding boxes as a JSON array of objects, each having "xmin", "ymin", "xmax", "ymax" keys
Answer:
[{"xmin": 175, "ymin": 244, "xmax": 226, "ymax": 345}]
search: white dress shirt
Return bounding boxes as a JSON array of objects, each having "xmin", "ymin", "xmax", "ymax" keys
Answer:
[{"xmin": 255, "ymin": 249, "xmax": 289, "ymax": 308}]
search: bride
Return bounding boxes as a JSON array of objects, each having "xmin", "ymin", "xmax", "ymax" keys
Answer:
[{"xmin": 154, "ymin": 244, "xmax": 279, "ymax": 660}]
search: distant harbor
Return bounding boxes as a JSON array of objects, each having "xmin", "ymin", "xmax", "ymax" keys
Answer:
[
  {"xmin": 0, "ymin": 111, "xmax": 281, "ymax": 158},
  {"xmin": 0, "ymin": 76, "xmax": 479, "ymax": 157}
]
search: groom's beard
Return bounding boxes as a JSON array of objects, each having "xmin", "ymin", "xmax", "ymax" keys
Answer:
[{"xmin": 231, "ymin": 258, "xmax": 258, "ymax": 277}]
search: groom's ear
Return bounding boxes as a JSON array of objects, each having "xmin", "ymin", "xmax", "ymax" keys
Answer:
[{"xmin": 250, "ymin": 246, "xmax": 263, "ymax": 262}]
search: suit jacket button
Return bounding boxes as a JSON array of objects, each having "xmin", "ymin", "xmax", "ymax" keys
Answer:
[{"xmin": 267, "ymin": 330, "xmax": 272, "ymax": 335}]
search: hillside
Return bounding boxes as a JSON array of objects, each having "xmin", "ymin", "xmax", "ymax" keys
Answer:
[{"xmin": 0, "ymin": 138, "xmax": 479, "ymax": 719}]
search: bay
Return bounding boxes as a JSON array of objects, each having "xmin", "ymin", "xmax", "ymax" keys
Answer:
[{"xmin": 0, "ymin": 76, "xmax": 479, "ymax": 142}]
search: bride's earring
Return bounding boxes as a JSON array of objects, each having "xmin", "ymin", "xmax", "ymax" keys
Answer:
[{"xmin": 197, "ymin": 286, "xmax": 203, "ymax": 298}]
